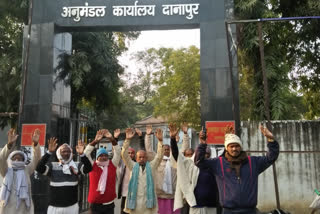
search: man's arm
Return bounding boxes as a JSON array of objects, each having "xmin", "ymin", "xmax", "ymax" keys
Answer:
[
  {"xmin": 79, "ymin": 154, "xmax": 92, "ymax": 174},
  {"xmin": 170, "ymin": 137, "xmax": 179, "ymax": 162},
  {"xmin": 181, "ymin": 123, "xmax": 190, "ymax": 153},
  {"xmin": 143, "ymin": 125, "xmax": 155, "ymax": 161},
  {"xmin": 76, "ymin": 139, "xmax": 92, "ymax": 174},
  {"xmin": 84, "ymin": 129, "xmax": 105, "ymax": 165},
  {"xmin": 103, "ymin": 129, "xmax": 121, "ymax": 166},
  {"xmin": 27, "ymin": 129, "xmax": 42, "ymax": 175},
  {"xmin": 256, "ymin": 125, "xmax": 280, "ymax": 173},
  {"xmin": 150, "ymin": 128, "xmax": 164, "ymax": 169},
  {"xmin": 0, "ymin": 129, "xmax": 18, "ymax": 177},
  {"xmin": 36, "ymin": 137, "xmax": 58, "ymax": 176},
  {"xmin": 121, "ymin": 128, "xmax": 136, "ymax": 170},
  {"xmin": 36, "ymin": 152, "xmax": 52, "ymax": 176}
]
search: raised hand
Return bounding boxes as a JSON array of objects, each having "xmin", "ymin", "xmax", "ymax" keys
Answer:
[
  {"xmin": 224, "ymin": 125, "xmax": 235, "ymax": 134},
  {"xmin": 114, "ymin": 129, "xmax": 121, "ymax": 139},
  {"xmin": 169, "ymin": 123, "xmax": 179, "ymax": 138},
  {"xmin": 7, "ymin": 128, "xmax": 18, "ymax": 148},
  {"xmin": 125, "ymin": 128, "xmax": 135, "ymax": 140},
  {"xmin": 135, "ymin": 128, "xmax": 142, "ymax": 137},
  {"xmin": 103, "ymin": 129, "xmax": 114, "ymax": 141},
  {"xmin": 146, "ymin": 125, "xmax": 152, "ymax": 135},
  {"xmin": 32, "ymin": 128, "xmax": 41, "ymax": 146},
  {"xmin": 76, "ymin": 139, "xmax": 85, "ymax": 155},
  {"xmin": 182, "ymin": 122, "xmax": 188, "ymax": 134},
  {"xmin": 48, "ymin": 137, "xmax": 58, "ymax": 153},
  {"xmin": 175, "ymin": 134, "xmax": 180, "ymax": 142},
  {"xmin": 155, "ymin": 128, "xmax": 163, "ymax": 142},
  {"xmin": 199, "ymin": 126, "xmax": 207, "ymax": 144},
  {"xmin": 91, "ymin": 130, "xmax": 104, "ymax": 146},
  {"xmin": 259, "ymin": 124, "xmax": 274, "ymax": 140}
]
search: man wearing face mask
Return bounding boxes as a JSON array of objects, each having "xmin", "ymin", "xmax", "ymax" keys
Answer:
[
  {"xmin": 195, "ymin": 125, "xmax": 279, "ymax": 214},
  {"xmin": 36, "ymin": 138, "xmax": 92, "ymax": 214},
  {"xmin": 0, "ymin": 128, "xmax": 41, "ymax": 214},
  {"xmin": 121, "ymin": 128, "xmax": 164, "ymax": 214},
  {"xmin": 83, "ymin": 129, "xmax": 121, "ymax": 214}
]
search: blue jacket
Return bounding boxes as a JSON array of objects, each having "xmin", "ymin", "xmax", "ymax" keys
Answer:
[{"xmin": 195, "ymin": 141, "xmax": 279, "ymax": 209}]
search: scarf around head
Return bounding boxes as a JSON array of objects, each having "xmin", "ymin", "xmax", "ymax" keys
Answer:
[
  {"xmin": 225, "ymin": 151, "xmax": 248, "ymax": 177},
  {"xmin": 96, "ymin": 160, "xmax": 110, "ymax": 194},
  {"xmin": 0, "ymin": 151, "xmax": 30, "ymax": 209},
  {"xmin": 162, "ymin": 156, "xmax": 173, "ymax": 194},
  {"xmin": 127, "ymin": 162, "xmax": 156, "ymax": 210},
  {"xmin": 56, "ymin": 144, "xmax": 78, "ymax": 175}
]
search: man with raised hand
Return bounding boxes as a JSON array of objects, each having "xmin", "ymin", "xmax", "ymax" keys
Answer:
[
  {"xmin": 0, "ymin": 128, "xmax": 41, "ymax": 214},
  {"xmin": 145, "ymin": 124, "xmax": 179, "ymax": 214},
  {"xmin": 121, "ymin": 128, "xmax": 164, "ymax": 214},
  {"xmin": 84, "ymin": 129, "xmax": 121, "ymax": 214},
  {"xmin": 118, "ymin": 128, "xmax": 145, "ymax": 214},
  {"xmin": 195, "ymin": 125, "xmax": 279, "ymax": 214},
  {"xmin": 36, "ymin": 138, "xmax": 92, "ymax": 214}
]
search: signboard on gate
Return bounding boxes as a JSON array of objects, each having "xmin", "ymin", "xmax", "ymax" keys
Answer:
[
  {"xmin": 205, "ymin": 121, "xmax": 235, "ymax": 145},
  {"xmin": 21, "ymin": 124, "xmax": 46, "ymax": 146}
]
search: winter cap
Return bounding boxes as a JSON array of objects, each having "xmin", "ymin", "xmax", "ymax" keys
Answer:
[
  {"xmin": 224, "ymin": 134, "xmax": 242, "ymax": 148},
  {"xmin": 128, "ymin": 147, "xmax": 135, "ymax": 153},
  {"xmin": 96, "ymin": 148, "xmax": 109, "ymax": 159}
]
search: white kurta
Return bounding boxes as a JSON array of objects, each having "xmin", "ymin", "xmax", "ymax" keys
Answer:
[
  {"xmin": 121, "ymin": 139, "xmax": 164, "ymax": 214},
  {"xmin": 0, "ymin": 143, "xmax": 41, "ymax": 214}
]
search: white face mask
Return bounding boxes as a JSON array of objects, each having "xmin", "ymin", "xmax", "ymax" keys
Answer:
[{"xmin": 10, "ymin": 161, "xmax": 25, "ymax": 170}]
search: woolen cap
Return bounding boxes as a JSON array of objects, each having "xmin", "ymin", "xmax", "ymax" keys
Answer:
[
  {"xmin": 224, "ymin": 134, "xmax": 242, "ymax": 148},
  {"xmin": 96, "ymin": 148, "xmax": 109, "ymax": 159}
]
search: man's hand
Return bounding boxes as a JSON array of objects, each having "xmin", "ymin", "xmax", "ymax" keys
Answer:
[
  {"xmin": 169, "ymin": 123, "xmax": 179, "ymax": 139},
  {"xmin": 103, "ymin": 129, "xmax": 114, "ymax": 141},
  {"xmin": 90, "ymin": 130, "xmax": 104, "ymax": 146},
  {"xmin": 32, "ymin": 129, "xmax": 41, "ymax": 146},
  {"xmin": 48, "ymin": 137, "xmax": 58, "ymax": 153},
  {"xmin": 259, "ymin": 124, "xmax": 274, "ymax": 140},
  {"xmin": 146, "ymin": 125, "xmax": 152, "ymax": 135},
  {"xmin": 76, "ymin": 140, "xmax": 85, "ymax": 155},
  {"xmin": 7, "ymin": 128, "xmax": 18, "ymax": 149},
  {"xmin": 114, "ymin": 129, "xmax": 121, "ymax": 139},
  {"xmin": 175, "ymin": 135, "xmax": 180, "ymax": 142},
  {"xmin": 135, "ymin": 128, "xmax": 142, "ymax": 137},
  {"xmin": 224, "ymin": 125, "xmax": 235, "ymax": 134},
  {"xmin": 155, "ymin": 128, "xmax": 163, "ymax": 142},
  {"xmin": 199, "ymin": 127, "xmax": 207, "ymax": 144},
  {"xmin": 125, "ymin": 128, "xmax": 135, "ymax": 140},
  {"xmin": 182, "ymin": 122, "xmax": 188, "ymax": 134}
]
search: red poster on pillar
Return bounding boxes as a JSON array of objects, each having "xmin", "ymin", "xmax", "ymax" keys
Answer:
[
  {"xmin": 205, "ymin": 121, "xmax": 235, "ymax": 145},
  {"xmin": 21, "ymin": 124, "xmax": 46, "ymax": 146}
]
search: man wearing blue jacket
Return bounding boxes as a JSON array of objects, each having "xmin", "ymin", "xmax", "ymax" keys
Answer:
[{"xmin": 195, "ymin": 125, "xmax": 279, "ymax": 214}]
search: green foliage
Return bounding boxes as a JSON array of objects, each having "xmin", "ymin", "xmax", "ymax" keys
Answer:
[
  {"xmin": 56, "ymin": 32, "xmax": 139, "ymax": 114},
  {"xmin": 136, "ymin": 46, "xmax": 201, "ymax": 129},
  {"xmin": 100, "ymin": 70, "xmax": 155, "ymax": 130},
  {"xmin": 0, "ymin": 15, "xmax": 24, "ymax": 128},
  {"xmin": 235, "ymin": 0, "xmax": 317, "ymax": 120}
]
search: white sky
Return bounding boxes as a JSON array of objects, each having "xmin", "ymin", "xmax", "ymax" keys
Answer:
[{"xmin": 118, "ymin": 29, "xmax": 200, "ymax": 74}]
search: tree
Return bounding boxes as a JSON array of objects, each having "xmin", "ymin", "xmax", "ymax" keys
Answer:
[
  {"xmin": 234, "ymin": 0, "xmax": 317, "ymax": 120},
  {"xmin": 136, "ymin": 46, "xmax": 201, "ymax": 129}
]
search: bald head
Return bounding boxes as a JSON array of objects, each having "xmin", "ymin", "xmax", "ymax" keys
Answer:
[{"xmin": 136, "ymin": 150, "xmax": 147, "ymax": 165}]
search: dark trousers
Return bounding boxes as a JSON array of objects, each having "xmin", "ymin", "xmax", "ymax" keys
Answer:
[
  {"xmin": 89, "ymin": 202, "xmax": 115, "ymax": 214},
  {"xmin": 120, "ymin": 197, "xmax": 129, "ymax": 214},
  {"xmin": 180, "ymin": 202, "xmax": 190, "ymax": 214},
  {"xmin": 222, "ymin": 208, "xmax": 257, "ymax": 214}
]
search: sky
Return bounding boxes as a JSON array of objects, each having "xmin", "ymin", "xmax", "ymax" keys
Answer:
[{"xmin": 118, "ymin": 29, "xmax": 200, "ymax": 74}]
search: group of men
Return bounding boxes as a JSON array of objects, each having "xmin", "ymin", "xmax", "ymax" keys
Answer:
[{"xmin": 0, "ymin": 123, "xmax": 279, "ymax": 214}]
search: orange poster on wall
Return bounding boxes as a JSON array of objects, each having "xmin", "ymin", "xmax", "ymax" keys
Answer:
[
  {"xmin": 205, "ymin": 121, "xmax": 235, "ymax": 145},
  {"xmin": 21, "ymin": 124, "xmax": 46, "ymax": 146}
]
